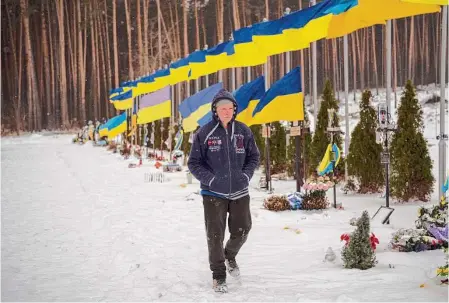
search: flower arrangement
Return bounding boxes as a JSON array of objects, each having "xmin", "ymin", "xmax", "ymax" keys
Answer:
[
  {"xmin": 303, "ymin": 175, "xmax": 336, "ymax": 192},
  {"xmin": 263, "ymin": 194, "xmax": 291, "ymax": 211},
  {"xmin": 301, "ymin": 175, "xmax": 334, "ymax": 210}
]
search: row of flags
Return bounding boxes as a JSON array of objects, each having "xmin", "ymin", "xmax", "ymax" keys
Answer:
[
  {"xmin": 101, "ymin": 66, "xmax": 304, "ymax": 140},
  {"xmin": 108, "ymin": 0, "xmax": 442, "ymax": 102}
]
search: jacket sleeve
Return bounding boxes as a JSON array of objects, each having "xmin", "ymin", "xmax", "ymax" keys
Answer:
[
  {"xmin": 187, "ymin": 131, "xmax": 215, "ymax": 186},
  {"xmin": 242, "ymin": 129, "xmax": 260, "ymax": 180}
]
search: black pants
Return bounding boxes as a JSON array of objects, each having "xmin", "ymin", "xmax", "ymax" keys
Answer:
[{"xmin": 202, "ymin": 194, "xmax": 252, "ymax": 280}]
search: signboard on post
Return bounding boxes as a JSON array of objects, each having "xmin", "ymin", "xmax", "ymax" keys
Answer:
[
  {"xmin": 262, "ymin": 125, "xmax": 271, "ymax": 138},
  {"xmin": 289, "ymin": 126, "xmax": 301, "ymax": 137},
  {"xmin": 381, "ymin": 151, "xmax": 390, "ymax": 164}
]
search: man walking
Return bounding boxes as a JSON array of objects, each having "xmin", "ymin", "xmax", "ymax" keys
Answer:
[{"xmin": 188, "ymin": 88, "xmax": 260, "ymax": 293}]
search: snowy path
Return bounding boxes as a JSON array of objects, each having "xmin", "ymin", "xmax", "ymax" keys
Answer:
[{"xmin": 1, "ymin": 134, "xmax": 448, "ymax": 302}]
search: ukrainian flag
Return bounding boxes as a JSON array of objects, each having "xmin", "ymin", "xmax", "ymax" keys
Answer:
[
  {"xmin": 401, "ymin": 0, "xmax": 447, "ymax": 3},
  {"xmin": 179, "ymin": 82, "xmax": 223, "ymax": 133},
  {"xmin": 326, "ymin": 0, "xmax": 440, "ymax": 39},
  {"xmin": 317, "ymin": 143, "xmax": 341, "ymax": 176},
  {"xmin": 137, "ymin": 86, "xmax": 172, "ymax": 125},
  {"xmin": 152, "ymin": 68, "xmax": 172, "ymax": 90},
  {"xmin": 235, "ymin": 76, "xmax": 265, "ymax": 126},
  {"xmin": 251, "ymin": 66, "xmax": 304, "ymax": 125},
  {"xmin": 204, "ymin": 41, "xmax": 235, "ymax": 74},
  {"xmin": 196, "ymin": 76, "xmax": 266, "ymax": 127},
  {"xmin": 231, "ymin": 0, "xmax": 356, "ymax": 60},
  {"xmin": 107, "ymin": 112, "xmax": 127, "ymax": 139},
  {"xmin": 110, "ymin": 90, "xmax": 134, "ymax": 110},
  {"xmin": 98, "ymin": 121, "xmax": 110, "ymax": 138},
  {"xmin": 109, "ymin": 86, "xmax": 133, "ymax": 100},
  {"xmin": 281, "ymin": 0, "xmax": 357, "ymax": 51},
  {"xmin": 169, "ymin": 57, "xmax": 191, "ymax": 84},
  {"xmin": 186, "ymin": 49, "xmax": 211, "ymax": 80},
  {"xmin": 230, "ymin": 27, "xmax": 268, "ymax": 68}
]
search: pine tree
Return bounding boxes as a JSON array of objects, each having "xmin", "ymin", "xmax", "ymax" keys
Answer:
[
  {"xmin": 341, "ymin": 210, "xmax": 377, "ymax": 270},
  {"xmin": 347, "ymin": 90, "xmax": 384, "ymax": 193},
  {"xmin": 390, "ymin": 80, "xmax": 434, "ymax": 202},
  {"xmin": 309, "ymin": 80, "xmax": 342, "ymax": 176},
  {"xmin": 270, "ymin": 122, "xmax": 287, "ymax": 174}
]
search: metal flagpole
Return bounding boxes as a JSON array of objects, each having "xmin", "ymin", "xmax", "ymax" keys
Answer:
[
  {"xmin": 218, "ymin": 40, "xmax": 224, "ymax": 84},
  {"xmin": 262, "ymin": 17, "xmax": 272, "ymax": 192},
  {"xmin": 438, "ymin": 5, "xmax": 448, "ymax": 199},
  {"xmin": 204, "ymin": 45, "xmax": 209, "ymax": 88},
  {"xmin": 385, "ymin": 20, "xmax": 392, "ymax": 210},
  {"xmin": 310, "ymin": 0, "xmax": 317, "ymax": 129},
  {"xmin": 344, "ymin": 34, "xmax": 349, "ymax": 182}
]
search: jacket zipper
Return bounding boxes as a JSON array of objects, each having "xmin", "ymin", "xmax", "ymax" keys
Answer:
[{"xmin": 225, "ymin": 128, "xmax": 232, "ymax": 198}]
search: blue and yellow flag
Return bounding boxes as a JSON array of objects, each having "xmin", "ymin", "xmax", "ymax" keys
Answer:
[
  {"xmin": 251, "ymin": 66, "xmax": 304, "ymax": 125},
  {"xmin": 326, "ymin": 0, "xmax": 440, "ymax": 39},
  {"xmin": 317, "ymin": 143, "xmax": 341, "ymax": 176},
  {"xmin": 98, "ymin": 121, "xmax": 110, "ymax": 138},
  {"xmin": 110, "ymin": 90, "xmax": 134, "ymax": 110},
  {"xmin": 179, "ymin": 82, "xmax": 223, "ymax": 133},
  {"xmin": 107, "ymin": 112, "xmax": 127, "ymax": 139},
  {"xmin": 169, "ymin": 57, "xmax": 191, "ymax": 84},
  {"xmin": 137, "ymin": 86, "xmax": 172, "ymax": 125},
  {"xmin": 196, "ymin": 76, "xmax": 265, "ymax": 127}
]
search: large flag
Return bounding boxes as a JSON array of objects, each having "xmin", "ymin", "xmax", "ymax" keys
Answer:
[
  {"xmin": 179, "ymin": 82, "xmax": 223, "ymax": 132},
  {"xmin": 196, "ymin": 76, "xmax": 266, "ymax": 127},
  {"xmin": 107, "ymin": 112, "xmax": 127, "ymax": 139},
  {"xmin": 110, "ymin": 90, "xmax": 134, "ymax": 110},
  {"xmin": 326, "ymin": 0, "xmax": 440, "ymax": 38},
  {"xmin": 137, "ymin": 86, "xmax": 172, "ymax": 125},
  {"xmin": 251, "ymin": 66, "xmax": 304, "ymax": 125}
]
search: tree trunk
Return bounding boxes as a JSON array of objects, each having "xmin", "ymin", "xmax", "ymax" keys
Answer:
[
  {"xmin": 408, "ymin": 16, "xmax": 414, "ymax": 82},
  {"xmin": 90, "ymin": 1, "xmax": 98, "ymax": 120},
  {"xmin": 137, "ymin": 0, "xmax": 143, "ymax": 76},
  {"xmin": 183, "ymin": 0, "xmax": 189, "ymax": 57},
  {"xmin": 104, "ymin": 0, "xmax": 112, "ymax": 117},
  {"xmin": 77, "ymin": 0, "xmax": 86, "ymax": 123},
  {"xmin": 195, "ymin": 0, "xmax": 200, "ymax": 50},
  {"xmin": 98, "ymin": 11, "xmax": 108, "ymax": 119},
  {"xmin": 124, "ymin": 0, "xmax": 134, "ymax": 80},
  {"xmin": 21, "ymin": 0, "xmax": 40, "ymax": 130},
  {"xmin": 48, "ymin": 0, "xmax": 56, "ymax": 127},
  {"xmin": 65, "ymin": 3, "xmax": 77, "ymax": 123},
  {"xmin": 112, "ymin": 0, "xmax": 119, "ymax": 87},
  {"xmin": 143, "ymin": 0, "xmax": 149, "ymax": 71},
  {"xmin": 55, "ymin": 0, "xmax": 69, "ymax": 128},
  {"xmin": 6, "ymin": 0, "xmax": 22, "ymax": 133}
]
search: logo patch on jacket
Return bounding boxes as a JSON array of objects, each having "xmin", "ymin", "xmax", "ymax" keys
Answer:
[
  {"xmin": 234, "ymin": 134, "xmax": 245, "ymax": 154},
  {"xmin": 207, "ymin": 136, "xmax": 222, "ymax": 152}
]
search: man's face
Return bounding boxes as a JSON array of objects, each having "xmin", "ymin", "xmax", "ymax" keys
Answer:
[{"xmin": 216, "ymin": 103, "xmax": 234, "ymax": 125}]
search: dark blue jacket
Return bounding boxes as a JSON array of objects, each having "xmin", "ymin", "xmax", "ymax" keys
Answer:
[{"xmin": 187, "ymin": 89, "xmax": 260, "ymax": 200}]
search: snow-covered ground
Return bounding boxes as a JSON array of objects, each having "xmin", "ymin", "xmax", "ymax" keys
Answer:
[{"xmin": 1, "ymin": 85, "xmax": 448, "ymax": 301}]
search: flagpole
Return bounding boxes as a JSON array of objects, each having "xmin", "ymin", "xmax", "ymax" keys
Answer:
[
  {"xmin": 438, "ymin": 5, "xmax": 448, "ymax": 199},
  {"xmin": 218, "ymin": 40, "xmax": 224, "ymax": 83},
  {"xmin": 230, "ymin": 35, "xmax": 236, "ymax": 91},
  {"xmin": 285, "ymin": 8, "xmax": 291, "ymax": 159},
  {"xmin": 262, "ymin": 17, "xmax": 272, "ymax": 193},
  {"xmin": 344, "ymin": 34, "xmax": 349, "ymax": 182},
  {"xmin": 204, "ymin": 45, "xmax": 209, "ymax": 88},
  {"xmin": 385, "ymin": 20, "xmax": 392, "ymax": 209},
  {"xmin": 310, "ymin": 0, "xmax": 318, "ymax": 130}
]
